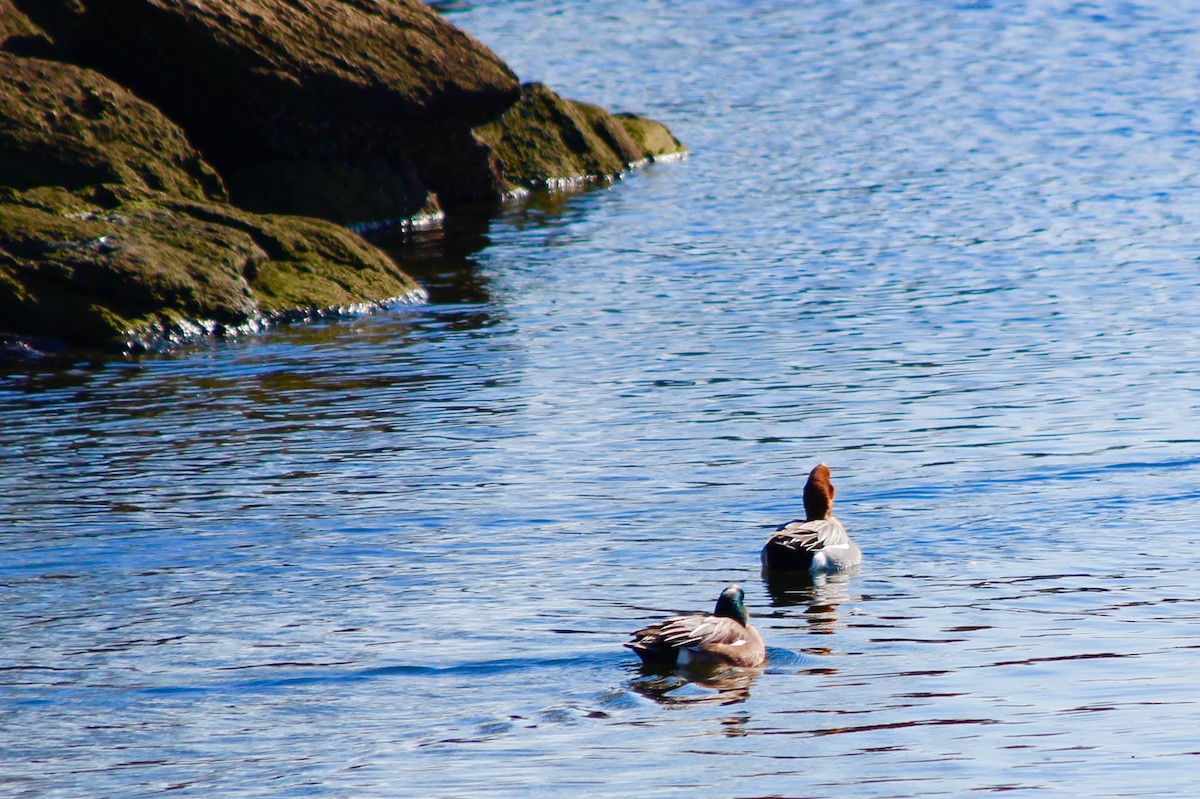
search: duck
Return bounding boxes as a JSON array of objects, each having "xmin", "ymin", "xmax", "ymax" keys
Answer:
[
  {"xmin": 625, "ymin": 584, "xmax": 766, "ymax": 668},
  {"xmin": 761, "ymin": 463, "xmax": 862, "ymax": 573}
]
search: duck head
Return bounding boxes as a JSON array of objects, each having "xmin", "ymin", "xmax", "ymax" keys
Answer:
[
  {"xmin": 713, "ymin": 583, "xmax": 749, "ymax": 625},
  {"xmin": 803, "ymin": 462, "xmax": 835, "ymax": 521}
]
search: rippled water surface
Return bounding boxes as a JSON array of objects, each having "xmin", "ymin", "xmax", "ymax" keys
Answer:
[{"xmin": 4, "ymin": 1, "xmax": 1200, "ymax": 796}]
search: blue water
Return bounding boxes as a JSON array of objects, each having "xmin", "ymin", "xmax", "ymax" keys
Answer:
[{"xmin": 4, "ymin": 0, "xmax": 1200, "ymax": 796}]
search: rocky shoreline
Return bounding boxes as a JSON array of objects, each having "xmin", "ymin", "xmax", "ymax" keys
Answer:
[{"xmin": 0, "ymin": 0, "xmax": 685, "ymax": 362}]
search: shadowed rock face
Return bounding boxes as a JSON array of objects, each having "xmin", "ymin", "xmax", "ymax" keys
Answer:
[
  {"xmin": 9, "ymin": 0, "xmax": 522, "ymax": 227},
  {"xmin": 0, "ymin": 53, "xmax": 226, "ymax": 202},
  {"xmin": 6, "ymin": 0, "xmax": 686, "ymax": 226},
  {"xmin": 222, "ymin": 154, "xmax": 444, "ymax": 233},
  {"xmin": 14, "ymin": 0, "xmax": 522, "ymax": 165}
]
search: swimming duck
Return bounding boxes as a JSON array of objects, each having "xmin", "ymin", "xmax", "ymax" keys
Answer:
[
  {"xmin": 761, "ymin": 463, "xmax": 862, "ymax": 573},
  {"xmin": 626, "ymin": 584, "xmax": 766, "ymax": 668}
]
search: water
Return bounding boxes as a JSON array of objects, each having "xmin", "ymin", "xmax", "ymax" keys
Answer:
[{"xmin": 4, "ymin": 0, "xmax": 1200, "ymax": 795}]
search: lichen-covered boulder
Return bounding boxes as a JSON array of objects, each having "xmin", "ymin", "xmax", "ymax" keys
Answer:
[
  {"xmin": 475, "ymin": 82, "xmax": 686, "ymax": 195},
  {"xmin": 0, "ymin": 186, "xmax": 421, "ymax": 353},
  {"xmin": 0, "ymin": 53, "xmax": 226, "ymax": 202}
]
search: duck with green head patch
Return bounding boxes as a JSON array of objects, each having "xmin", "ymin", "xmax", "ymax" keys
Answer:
[{"xmin": 626, "ymin": 584, "xmax": 766, "ymax": 668}]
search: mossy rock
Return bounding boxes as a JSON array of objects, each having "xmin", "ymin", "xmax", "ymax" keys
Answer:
[
  {"xmin": 16, "ymin": 0, "xmax": 520, "ymax": 165},
  {"xmin": 7, "ymin": 0, "xmax": 526, "ymax": 225},
  {"xmin": 0, "ymin": 53, "xmax": 226, "ymax": 202},
  {"xmin": 475, "ymin": 82, "xmax": 687, "ymax": 194},
  {"xmin": 0, "ymin": 0, "xmax": 53, "ymax": 54},
  {"xmin": 615, "ymin": 113, "xmax": 686, "ymax": 162},
  {"xmin": 150, "ymin": 196, "xmax": 422, "ymax": 314},
  {"xmin": 0, "ymin": 186, "xmax": 420, "ymax": 352},
  {"xmin": 0, "ymin": 186, "xmax": 259, "ymax": 348}
]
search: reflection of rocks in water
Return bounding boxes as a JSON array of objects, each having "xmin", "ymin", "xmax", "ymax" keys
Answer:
[
  {"xmin": 502, "ymin": 186, "xmax": 602, "ymax": 233},
  {"xmin": 629, "ymin": 663, "xmax": 761, "ymax": 707},
  {"xmin": 367, "ymin": 171, "xmax": 642, "ymax": 310},
  {"xmin": 763, "ymin": 568, "xmax": 858, "ymax": 633},
  {"xmin": 368, "ymin": 210, "xmax": 495, "ymax": 306}
]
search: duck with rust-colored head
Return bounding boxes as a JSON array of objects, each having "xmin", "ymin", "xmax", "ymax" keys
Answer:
[
  {"xmin": 626, "ymin": 584, "xmax": 766, "ymax": 668},
  {"xmin": 761, "ymin": 463, "xmax": 862, "ymax": 573}
]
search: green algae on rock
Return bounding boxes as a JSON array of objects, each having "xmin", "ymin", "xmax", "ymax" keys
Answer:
[
  {"xmin": 0, "ymin": 53, "xmax": 226, "ymax": 203},
  {"xmin": 0, "ymin": 187, "xmax": 260, "ymax": 349},
  {"xmin": 0, "ymin": 0, "xmax": 51, "ymax": 55},
  {"xmin": 475, "ymin": 82, "xmax": 687, "ymax": 196},
  {"xmin": 13, "ymin": 0, "xmax": 521, "ymax": 162},
  {"xmin": 7, "ymin": 0, "xmax": 686, "ymax": 233},
  {"xmin": 0, "ymin": 43, "xmax": 425, "ymax": 357},
  {"xmin": 0, "ymin": 187, "xmax": 422, "ymax": 353},
  {"xmin": 151, "ymin": 196, "xmax": 423, "ymax": 316},
  {"xmin": 11, "ymin": 0, "xmax": 521, "ymax": 229},
  {"xmin": 614, "ymin": 113, "xmax": 689, "ymax": 166}
]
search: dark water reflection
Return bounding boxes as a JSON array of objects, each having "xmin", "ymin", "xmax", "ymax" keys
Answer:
[
  {"xmin": 764, "ymin": 569, "xmax": 858, "ymax": 636},
  {"xmin": 629, "ymin": 664, "xmax": 761, "ymax": 707},
  {"xmin": 5, "ymin": 0, "xmax": 1200, "ymax": 796},
  {"xmin": 370, "ymin": 209, "xmax": 497, "ymax": 306}
]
